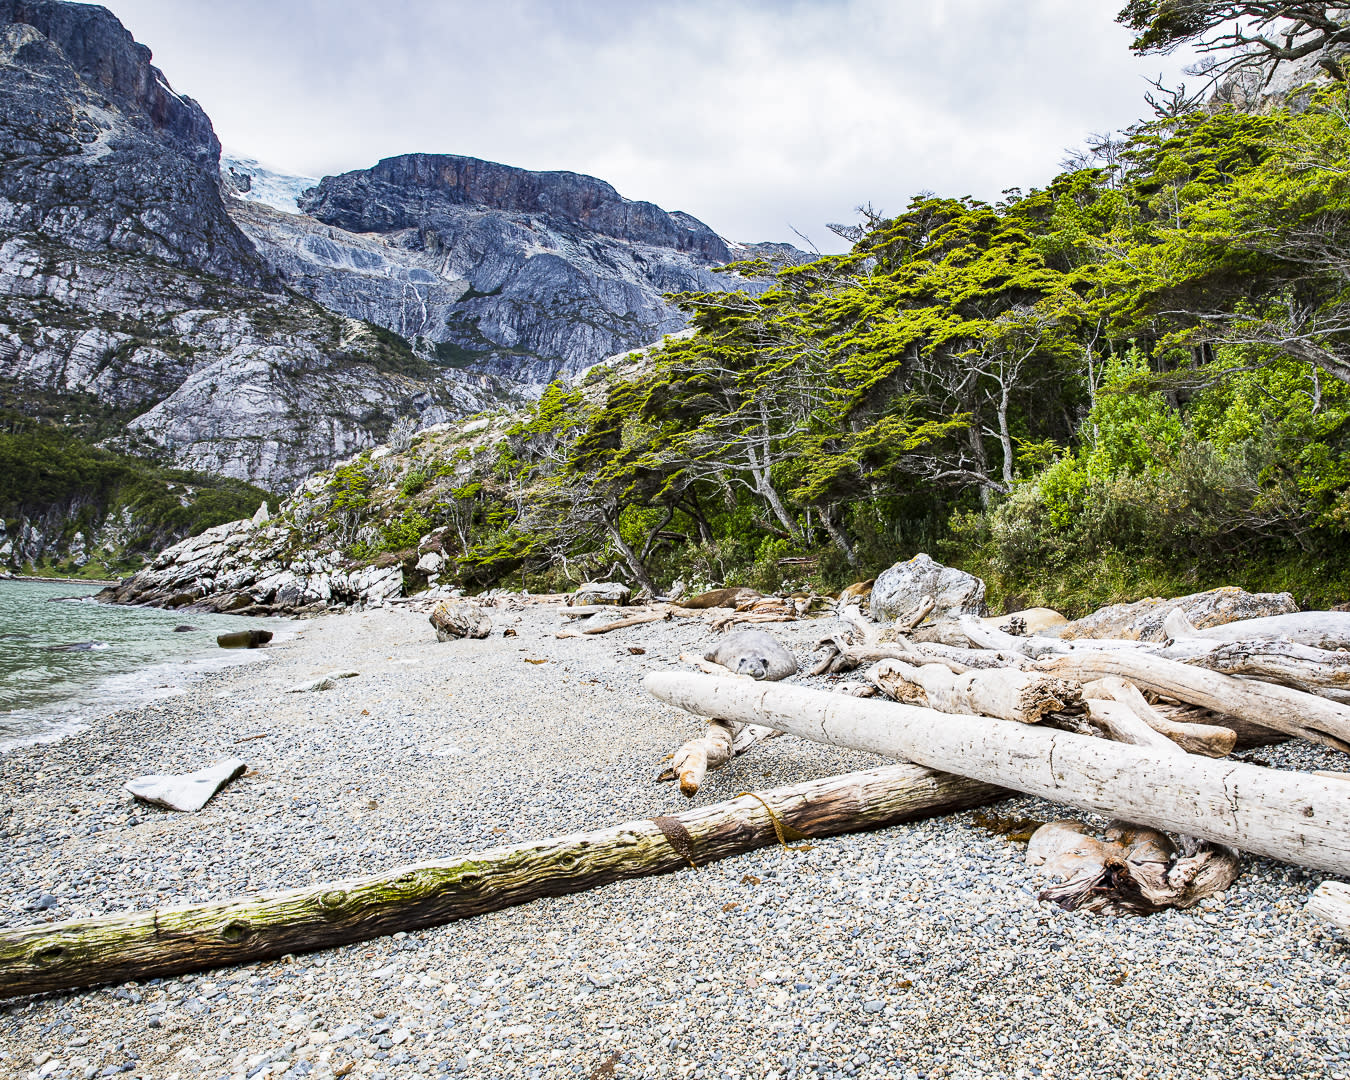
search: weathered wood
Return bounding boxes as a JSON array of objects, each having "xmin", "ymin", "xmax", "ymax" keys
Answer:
[
  {"xmin": 868, "ymin": 659, "xmax": 1082, "ymax": 725},
  {"xmin": 1151, "ymin": 705, "xmax": 1289, "ymax": 750},
  {"xmin": 1191, "ymin": 638, "xmax": 1350, "ymax": 703},
  {"xmin": 670, "ymin": 720, "xmax": 737, "ymax": 796},
  {"xmin": 1082, "ymin": 677, "xmax": 1236, "ymax": 757},
  {"xmin": 957, "ymin": 616, "xmax": 1153, "ymax": 659},
  {"xmin": 1168, "ymin": 610, "xmax": 1350, "ymax": 649},
  {"xmin": 1083, "ymin": 699, "xmax": 1183, "ymax": 753},
  {"xmin": 1307, "ymin": 881, "xmax": 1350, "ymax": 934},
  {"xmin": 644, "ymin": 672, "xmax": 1350, "ymax": 875},
  {"xmin": 580, "ymin": 612, "xmax": 671, "ymax": 634},
  {"xmin": 1036, "ymin": 651, "xmax": 1350, "ymax": 752},
  {"xmin": 0, "ymin": 764, "xmax": 1000, "ymax": 999},
  {"xmin": 1028, "ymin": 821, "xmax": 1240, "ymax": 915}
]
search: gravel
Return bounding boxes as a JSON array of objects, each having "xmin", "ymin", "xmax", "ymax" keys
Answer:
[{"xmin": 1, "ymin": 602, "xmax": 1347, "ymax": 1080}]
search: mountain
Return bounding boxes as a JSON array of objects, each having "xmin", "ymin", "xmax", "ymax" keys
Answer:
[
  {"xmin": 220, "ymin": 152, "xmax": 317, "ymax": 215},
  {"xmin": 230, "ymin": 152, "xmax": 800, "ymax": 388},
  {"xmin": 0, "ymin": 0, "xmax": 803, "ymax": 572}
]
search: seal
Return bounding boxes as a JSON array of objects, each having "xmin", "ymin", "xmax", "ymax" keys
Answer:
[{"xmin": 704, "ymin": 629, "xmax": 797, "ymax": 681}]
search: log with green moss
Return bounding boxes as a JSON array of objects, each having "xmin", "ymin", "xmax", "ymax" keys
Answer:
[{"xmin": 0, "ymin": 763, "xmax": 1001, "ymax": 999}]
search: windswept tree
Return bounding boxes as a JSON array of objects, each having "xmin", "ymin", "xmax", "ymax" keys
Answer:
[{"xmin": 1119, "ymin": 1, "xmax": 1350, "ymax": 82}]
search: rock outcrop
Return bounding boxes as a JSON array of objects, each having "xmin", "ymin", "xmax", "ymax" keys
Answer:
[
  {"xmin": 0, "ymin": 0, "xmax": 805, "ymax": 505},
  {"xmin": 243, "ymin": 153, "xmax": 803, "ymax": 387},
  {"xmin": 870, "ymin": 554, "xmax": 988, "ymax": 624},
  {"xmin": 0, "ymin": 1, "xmax": 503, "ymax": 490},
  {"xmin": 100, "ymin": 513, "xmax": 409, "ymax": 615}
]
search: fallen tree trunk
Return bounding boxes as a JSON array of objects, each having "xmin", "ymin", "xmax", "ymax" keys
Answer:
[
  {"xmin": 1191, "ymin": 639, "xmax": 1350, "ymax": 704},
  {"xmin": 1166, "ymin": 611, "xmax": 1350, "ymax": 650},
  {"xmin": 1083, "ymin": 698, "xmax": 1183, "ymax": 753},
  {"xmin": 868, "ymin": 659, "xmax": 1082, "ymax": 725},
  {"xmin": 643, "ymin": 672, "xmax": 1350, "ymax": 875},
  {"xmin": 1308, "ymin": 881, "xmax": 1350, "ymax": 934},
  {"xmin": 1082, "ymin": 677, "xmax": 1237, "ymax": 758},
  {"xmin": 580, "ymin": 613, "xmax": 671, "ymax": 634},
  {"xmin": 1035, "ymin": 651, "xmax": 1350, "ymax": 752},
  {"xmin": 0, "ymin": 765, "xmax": 999, "ymax": 999}
]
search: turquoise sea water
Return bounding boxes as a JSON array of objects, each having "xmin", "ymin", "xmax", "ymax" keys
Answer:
[{"xmin": 0, "ymin": 580, "xmax": 281, "ymax": 752}]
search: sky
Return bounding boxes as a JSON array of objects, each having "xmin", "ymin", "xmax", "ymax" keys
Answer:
[{"xmin": 104, "ymin": 0, "xmax": 1195, "ymax": 253}]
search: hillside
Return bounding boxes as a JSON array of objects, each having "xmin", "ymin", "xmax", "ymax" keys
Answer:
[{"xmin": 107, "ymin": 63, "xmax": 1350, "ymax": 614}]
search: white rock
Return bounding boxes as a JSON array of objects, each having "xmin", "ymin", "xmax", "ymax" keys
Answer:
[
  {"xmin": 572, "ymin": 581, "xmax": 631, "ymax": 606},
  {"xmin": 125, "ymin": 758, "xmax": 248, "ymax": 813},
  {"xmin": 415, "ymin": 551, "xmax": 445, "ymax": 574},
  {"xmin": 870, "ymin": 553, "xmax": 986, "ymax": 623}
]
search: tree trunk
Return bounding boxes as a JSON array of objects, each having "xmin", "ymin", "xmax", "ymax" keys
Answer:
[
  {"xmin": 638, "ymin": 505, "xmax": 677, "ymax": 564},
  {"xmin": 1035, "ymin": 650, "xmax": 1350, "ymax": 752},
  {"xmin": 1192, "ymin": 638, "xmax": 1350, "ymax": 703},
  {"xmin": 1168, "ymin": 610, "xmax": 1350, "ymax": 650},
  {"xmin": 1307, "ymin": 881, "xmax": 1350, "ymax": 934},
  {"xmin": 0, "ymin": 764, "xmax": 1000, "ymax": 999},
  {"xmin": 820, "ymin": 505, "xmax": 859, "ymax": 567},
  {"xmin": 602, "ymin": 512, "xmax": 659, "ymax": 597},
  {"xmin": 1082, "ymin": 676, "xmax": 1236, "ymax": 757},
  {"xmin": 867, "ymin": 659, "xmax": 1082, "ymax": 725},
  {"xmin": 643, "ymin": 672, "xmax": 1350, "ymax": 875}
]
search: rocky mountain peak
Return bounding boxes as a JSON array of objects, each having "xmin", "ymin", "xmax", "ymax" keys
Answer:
[
  {"xmin": 0, "ymin": 0, "xmax": 219, "ymax": 167},
  {"xmin": 299, "ymin": 152, "xmax": 734, "ymax": 263}
]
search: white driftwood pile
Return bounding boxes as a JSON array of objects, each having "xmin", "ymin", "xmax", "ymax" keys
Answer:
[{"xmin": 649, "ymin": 589, "xmax": 1350, "ymax": 926}]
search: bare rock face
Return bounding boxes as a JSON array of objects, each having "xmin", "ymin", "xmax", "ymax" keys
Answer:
[
  {"xmin": 870, "ymin": 554, "xmax": 988, "ymax": 624},
  {"xmin": 0, "ymin": 3, "xmax": 264, "ymax": 282},
  {"xmin": 0, "ymin": 1, "xmax": 501, "ymax": 489},
  {"xmin": 99, "ymin": 515, "xmax": 408, "ymax": 615},
  {"xmin": 272, "ymin": 153, "xmax": 800, "ymax": 387},
  {"xmin": 0, "ymin": 0, "xmax": 808, "ymax": 500},
  {"xmin": 1053, "ymin": 587, "xmax": 1299, "ymax": 643}
]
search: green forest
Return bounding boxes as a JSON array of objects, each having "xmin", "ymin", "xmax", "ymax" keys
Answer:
[
  {"xmin": 0, "ymin": 415, "xmax": 272, "ymax": 575},
  {"xmin": 298, "ymin": 6, "xmax": 1350, "ymax": 613}
]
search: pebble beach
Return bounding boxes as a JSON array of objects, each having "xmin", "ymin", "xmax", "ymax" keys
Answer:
[{"xmin": 0, "ymin": 603, "xmax": 1347, "ymax": 1080}]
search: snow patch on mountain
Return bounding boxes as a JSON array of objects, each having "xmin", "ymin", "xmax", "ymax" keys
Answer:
[{"xmin": 221, "ymin": 152, "xmax": 319, "ymax": 215}]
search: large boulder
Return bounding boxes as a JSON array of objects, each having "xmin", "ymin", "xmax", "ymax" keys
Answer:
[
  {"xmin": 870, "ymin": 554, "xmax": 986, "ymax": 624},
  {"xmin": 1053, "ymin": 587, "xmax": 1299, "ymax": 642},
  {"xmin": 571, "ymin": 581, "xmax": 631, "ymax": 606},
  {"xmin": 430, "ymin": 600, "xmax": 492, "ymax": 641}
]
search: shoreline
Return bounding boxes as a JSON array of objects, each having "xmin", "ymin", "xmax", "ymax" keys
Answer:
[
  {"xmin": 0, "ymin": 580, "xmax": 289, "ymax": 756},
  {"xmin": 0, "ymin": 574, "xmax": 121, "ymax": 586},
  {"xmin": 0, "ymin": 603, "xmax": 1346, "ymax": 1079}
]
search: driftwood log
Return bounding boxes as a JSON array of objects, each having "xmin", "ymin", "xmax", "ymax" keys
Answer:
[
  {"xmin": 868, "ymin": 659, "xmax": 1082, "ymax": 725},
  {"xmin": 668, "ymin": 720, "xmax": 736, "ymax": 796},
  {"xmin": 1036, "ymin": 651, "xmax": 1350, "ymax": 752},
  {"xmin": 1308, "ymin": 881, "xmax": 1350, "ymax": 934},
  {"xmin": 644, "ymin": 672, "xmax": 1350, "ymax": 875},
  {"xmin": 0, "ymin": 764, "xmax": 999, "ymax": 998},
  {"xmin": 1191, "ymin": 639, "xmax": 1350, "ymax": 704},
  {"xmin": 1082, "ymin": 677, "xmax": 1236, "ymax": 757},
  {"xmin": 1165, "ymin": 610, "xmax": 1350, "ymax": 650}
]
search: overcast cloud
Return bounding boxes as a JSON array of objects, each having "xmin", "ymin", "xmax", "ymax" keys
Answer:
[{"xmin": 103, "ymin": 0, "xmax": 1193, "ymax": 252}]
